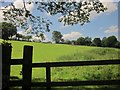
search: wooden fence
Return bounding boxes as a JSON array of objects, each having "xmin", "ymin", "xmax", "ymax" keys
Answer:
[{"xmin": 2, "ymin": 45, "xmax": 120, "ymax": 90}]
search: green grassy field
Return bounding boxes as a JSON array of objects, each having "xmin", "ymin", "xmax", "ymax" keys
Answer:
[
  {"xmin": 1, "ymin": 40, "xmax": 120, "ymax": 89},
  {"xmin": 9, "ymin": 40, "xmax": 119, "ymax": 61}
]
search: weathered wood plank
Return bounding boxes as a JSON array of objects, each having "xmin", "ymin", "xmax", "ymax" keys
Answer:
[
  {"xmin": 31, "ymin": 82, "xmax": 47, "ymax": 87},
  {"xmin": 32, "ymin": 59, "xmax": 120, "ymax": 67},
  {"xmin": 51, "ymin": 80, "xmax": 120, "ymax": 86},
  {"xmin": 22, "ymin": 46, "xmax": 33, "ymax": 90},
  {"xmin": 2, "ymin": 46, "xmax": 12, "ymax": 90},
  {"xmin": 46, "ymin": 66, "xmax": 51, "ymax": 90},
  {"xmin": 11, "ymin": 59, "xmax": 23, "ymax": 65},
  {"xmin": 30, "ymin": 80, "xmax": 120, "ymax": 87},
  {"xmin": 10, "ymin": 80, "xmax": 22, "ymax": 87}
]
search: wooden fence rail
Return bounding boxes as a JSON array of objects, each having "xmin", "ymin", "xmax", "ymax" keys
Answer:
[
  {"xmin": 2, "ymin": 45, "xmax": 120, "ymax": 90},
  {"xmin": 32, "ymin": 59, "xmax": 120, "ymax": 67}
]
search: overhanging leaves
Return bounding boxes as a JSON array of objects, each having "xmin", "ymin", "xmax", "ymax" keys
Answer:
[{"xmin": 2, "ymin": 0, "xmax": 107, "ymax": 35}]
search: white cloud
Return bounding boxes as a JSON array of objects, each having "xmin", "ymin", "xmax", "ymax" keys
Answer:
[
  {"xmin": 63, "ymin": 32, "xmax": 83, "ymax": 40},
  {"xmin": 32, "ymin": 36, "xmax": 41, "ymax": 42},
  {"xmin": 14, "ymin": 0, "xmax": 34, "ymax": 11},
  {"xmin": 17, "ymin": 30, "xmax": 50, "ymax": 42},
  {"xmin": 0, "ymin": 0, "xmax": 34, "ymax": 22},
  {"xmin": 32, "ymin": 34, "xmax": 50, "ymax": 42},
  {"xmin": 17, "ymin": 30, "xmax": 27, "ymax": 36},
  {"xmin": 43, "ymin": 34, "xmax": 50, "ymax": 42},
  {"xmin": 100, "ymin": 0, "xmax": 117, "ymax": 13},
  {"xmin": 13, "ymin": 0, "xmax": 24, "ymax": 8},
  {"xmin": 17, "ymin": 25, "xmax": 32, "ymax": 36},
  {"xmin": 0, "ymin": 10, "xmax": 3, "ymax": 22},
  {"xmin": 25, "ymin": 25, "xmax": 33, "ymax": 33},
  {"xmin": 104, "ymin": 25, "xmax": 118, "ymax": 33}
]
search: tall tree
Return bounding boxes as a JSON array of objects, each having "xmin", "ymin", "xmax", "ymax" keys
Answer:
[
  {"xmin": 106, "ymin": 36, "xmax": 118, "ymax": 47},
  {"xmin": 0, "ymin": 22, "xmax": 17, "ymax": 40},
  {"xmin": 52, "ymin": 31, "xmax": 63, "ymax": 43},
  {"xmin": 84, "ymin": 37, "xmax": 92, "ymax": 46},
  {"xmin": 101, "ymin": 37, "xmax": 107, "ymax": 47},
  {"xmin": 92, "ymin": 38, "xmax": 101, "ymax": 46},
  {"xmin": 2, "ymin": 1, "xmax": 107, "ymax": 35},
  {"xmin": 77, "ymin": 37, "xmax": 85, "ymax": 45},
  {"xmin": 39, "ymin": 33, "xmax": 45, "ymax": 41}
]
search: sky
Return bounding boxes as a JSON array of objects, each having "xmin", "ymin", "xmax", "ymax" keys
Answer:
[{"xmin": 0, "ymin": 0, "xmax": 119, "ymax": 42}]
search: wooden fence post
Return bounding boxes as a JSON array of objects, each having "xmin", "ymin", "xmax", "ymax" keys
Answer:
[
  {"xmin": 0, "ymin": 45, "xmax": 1, "ymax": 90},
  {"xmin": 2, "ymin": 45, "xmax": 12, "ymax": 90},
  {"xmin": 46, "ymin": 66, "xmax": 51, "ymax": 90},
  {"xmin": 22, "ymin": 46, "xmax": 33, "ymax": 90}
]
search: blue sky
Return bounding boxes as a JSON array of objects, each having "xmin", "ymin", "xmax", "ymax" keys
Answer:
[
  {"xmin": 0, "ymin": 0, "xmax": 119, "ymax": 42},
  {"xmin": 44, "ymin": 8, "xmax": 118, "ymax": 41}
]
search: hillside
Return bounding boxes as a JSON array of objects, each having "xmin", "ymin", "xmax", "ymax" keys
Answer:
[{"xmin": 7, "ymin": 40, "xmax": 119, "ymax": 62}]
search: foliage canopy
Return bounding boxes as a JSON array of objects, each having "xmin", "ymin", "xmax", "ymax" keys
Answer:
[
  {"xmin": 52, "ymin": 30, "xmax": 63, "ymax": 43},
  {"xmin": 0, "ymin": 22, "xmax": 17, "ymax": 40},
  {"xmin": 2, "ymin": 0, "xmax": 107, "ymax": 35}
]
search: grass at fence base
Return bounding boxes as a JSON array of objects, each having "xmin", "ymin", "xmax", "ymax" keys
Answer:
[{"xmin": 10, "ymin": 85, "xmax": 120, "ymax": 90}]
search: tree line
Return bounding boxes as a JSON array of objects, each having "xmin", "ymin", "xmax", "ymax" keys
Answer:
[
  {"xmin": 0, "ymin": 22, "xmax": 45, "ymax": 42},
  {"xmin": 52, "ymin": 31, "xmax": 120, "ymax": 48},
  {"xmin": 0, "ymin": 22, "xmax": 32, "ymax": 41},
  {"xmin": 74, "ymin": 36, "xmax": 120, "ymax": 48},
  {"xmin": 0, "ymin": 22, "xmax": 119, "ymax": 48}
]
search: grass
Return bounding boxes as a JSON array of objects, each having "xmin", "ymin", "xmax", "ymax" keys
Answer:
[
  {"xmin": 1, "ymin": 40, "xmax": 120, "ymax": 89},
  {"xmin": 57, "ymin": 48, "xmax": 119, "ymax": 61},
  {"xmin": 9, "ymin": 40, "xmax": 119, "ymax": 62}
]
